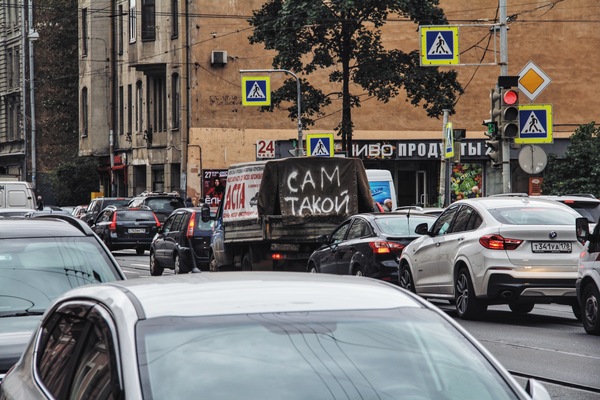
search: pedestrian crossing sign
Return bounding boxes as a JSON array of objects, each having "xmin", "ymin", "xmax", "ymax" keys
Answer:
[
  {"xmin": 242, "ymin": 76, "xmax": 271, "ymax": 106},
  {"xmin": 306, "ymin": 134, "xmax": 334, "ymax": 157},
  {"xmin": 420, "ymin": 26, "xmax": 459, "ymax": 66},
  {"xmin": 515, "ymin": 104, "xmax": 553, "ymax": 144}
]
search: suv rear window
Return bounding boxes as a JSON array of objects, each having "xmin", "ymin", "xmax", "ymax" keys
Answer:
[
  {"xmin": 194, "ymin": 213, "xmax": 215, "ymax": 232},
  {"xmin": 146, "ymin": 198, "xmax": 184, "ymax": 213},
  {"xmin": 117, "ymin": 210, "xmax": 156, "ymax": 221},
  {"xmin": 489, "ymin": 207, "xmax": 576, "ymax": 225},
  {"xmin": 104, "ymin": 199, "xmax": 131, "ymax": 208}
]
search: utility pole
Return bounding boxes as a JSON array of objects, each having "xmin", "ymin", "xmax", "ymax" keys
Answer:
[
  {"xmin": 438, "ymin": 109, "xmax": 450, "ymax": 207},
  {"xmin": 499, "ymin": 0, "xmax": 511, "ymax": 193},
  {"xmin": 109, "ymin": 0, "xmax": 117, "ymax": 196},
  {"xmin": 28, "ymin": 0, "xmax": 37, "ymax": 189}
]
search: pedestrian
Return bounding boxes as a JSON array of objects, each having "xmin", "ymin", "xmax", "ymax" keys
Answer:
[
  {"xmin": 36, "ymin": 196, "xmax": 44, "ymax": 211},
  {"xmin": 468, "ymin": 186, "xmax": 480, "ymax": 198},
  {"xmin": 383, "ymin": 198, "xmax": 393, "ymax": 212},
  {"xmin": 185, "ymin": 197, "xmax": 193, "ymax": 207}
]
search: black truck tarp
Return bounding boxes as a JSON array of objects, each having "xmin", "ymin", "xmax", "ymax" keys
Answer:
[{"xmin": 256, "ymin": 157, "xmax": 374, "ymax": 225}]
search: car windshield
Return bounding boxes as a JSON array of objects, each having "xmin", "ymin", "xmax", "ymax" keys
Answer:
[
  {"xmin": 489, "ymin": 207, "xmax": 576, "ymax": 225},
  {"xmin": 147, "ymin": 198, "xmax": 182, "ymax": 213},
  {"xmin": 0, "ymin": 237, "xmax": 121, "ymax": 316},
  {"xmin": 118, "ymin": 210, "xmax": 156, "ymax": 221},
  {"xmin": 137, "ymin": 309, "xmax": 519, "ymax": 400},
  {"xmin": 561, "ymin": 201, "xmax": 600, "ymax": 224},
  {"xmin": 375, "ymin": 215, "xmax": 434, "ymax": 236}
]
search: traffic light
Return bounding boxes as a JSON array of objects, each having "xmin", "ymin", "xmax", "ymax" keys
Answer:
[
  {"xmin": 490, "ymin": 88, "xmax": 502, "ymax": 125},
  {"xmin": 499, "ymin": 88, "xmax": 519, "ymax": 138},
  {"xmin": 485, "ymin": 138, "xmax": 502, "ymax": 168}
]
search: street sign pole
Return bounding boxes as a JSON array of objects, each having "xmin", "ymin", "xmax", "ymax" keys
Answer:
[
  {"xmin": 240, "ymin": 69, "xmax": 303, "ymax": 156},
  {"xmin": 499, "ymin": 0, "xmax": 511, "ymax": 193}
]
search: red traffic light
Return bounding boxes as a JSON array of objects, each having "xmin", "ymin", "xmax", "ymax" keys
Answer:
[{"xmin": 502, "ymin": 89, "xmax": 518, "ymax": 105}]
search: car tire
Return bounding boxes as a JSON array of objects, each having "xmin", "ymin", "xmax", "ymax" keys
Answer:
[
  {"xmin": 174, "ymin": 254, "xmax": 185, "ymax": 274},
  {"xmin": 242, "ymin": 253, "xmax": 252, "ymax": 271},
  {"xmin": 572, "ymin": 301, "xmax": 582, "ymax": 321},
  {"xmin": 509, "ymin": 303, "xmax": 535, "ymax": 314},
  {"xmin": 399, "ymin": 265, "xmax": 416, "ymax": 293},
  {"xmin": 582, "ymin": 283, "xmax": 600, "ymax": 335},
  {"xmin": 136, "ymin": 247, "xmax": 145, "ymax": 256},
  {"xmin": 353, "ymin": 266, "xmax": 364, "ymax": 277},
  {"xmin": 149, "ymin": 252, "xmax": 164, "ymax": 276},
  {"xmin": 455, "ymin": 267, "xmax": 487, "ymax": 320},
  {"xmin": 307, "ymin": 261, "xmax": 319, "ymax": 273}
]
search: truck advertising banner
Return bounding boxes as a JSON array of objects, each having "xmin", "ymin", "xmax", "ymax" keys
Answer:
[{"xmin": 222, "ymin": 163, "xmax": 265, "ymax": 222}]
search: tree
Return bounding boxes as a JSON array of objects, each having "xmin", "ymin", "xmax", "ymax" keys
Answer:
[
  {"xmin": 50, "ymin": 157, "xmax": 100, "ymax": 206},
  {"xmin": 542, "ymin": 122, "xmax": 600, "ymax": 196},
  {"xmin": 248, "ymin": 0, "xmax": 463, "ymax": 155}
]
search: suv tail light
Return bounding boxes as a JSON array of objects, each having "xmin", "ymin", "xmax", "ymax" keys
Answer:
[
  {"xmin": 152, "ymin": 212, "xmax": 161, "ymax": 228},
  {"xmin": 109, "ymin": 212, "xmax": 117, "ymax": 231},
  {"xmin": 369, "ymin": 240, "xmax": 405, "ymax": 254},
  {"xmin": 479, "ymin": 234, "xmax": 522, "ymax": 250},
  {"xmin": 186, "ymin": 211, "xmax": 196, "ymax": 238}
]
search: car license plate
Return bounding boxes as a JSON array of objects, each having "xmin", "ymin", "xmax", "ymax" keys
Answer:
[
  {"xmin": 129, "ymin": 228, "xmax": 146, "ymax": 234},
  {"xmin": 531, "ymin": 242, "xmax": 572, "ymax": 253}
]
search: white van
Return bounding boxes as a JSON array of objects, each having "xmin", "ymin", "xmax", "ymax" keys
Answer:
[
  {"xmin": 0, "ymin": 181, "xmax": 36, "ymax": 209},
  {"xmin": 366, "ymin": 169, "xmax": 397, "ymax": 210}
]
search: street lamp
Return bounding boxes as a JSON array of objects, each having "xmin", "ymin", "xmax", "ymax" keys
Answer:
[{"xmin": 28, "ymin": 28, "xmax": 38, "ymax": 188}]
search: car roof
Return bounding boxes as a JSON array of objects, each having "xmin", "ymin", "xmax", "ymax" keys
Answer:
[
  {"xmin": 60, "ymin": 272, "xmax": 425, "ymax": 319},
  {"xmin": 454, "ymin": 196, "xmax": 584, "ymax": 211},
  {"xmin": 535, "ymin": 194, "xmax": 600, "ymax": 203},
  {"xmin": 0, "ymin": 216, "xmax": 94, "ymax": 239}
]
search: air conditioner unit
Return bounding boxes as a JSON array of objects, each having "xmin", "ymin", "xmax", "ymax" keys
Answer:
[{"xmin": 211, "ymin": 50, "xmax": 227, "ymax": 66}]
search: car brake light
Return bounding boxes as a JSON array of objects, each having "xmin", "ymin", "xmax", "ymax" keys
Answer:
[
  {"xmin": 369, "ymin": 240, "xmax": 405, "ymax": 254},
  {"xmin": 479, "ymin": 234, "xmax": 522, "ymax": 250},
  {"xmin": 153, "ymin": 212, "xmax": 161, "ymax": 227},
  {"xmin": 109, "ymin": 212, "xmax": 117, "ymax": 231},
  {"xmin": 187, "ymin": 211, "xmax": 196, "ymax": 238}
]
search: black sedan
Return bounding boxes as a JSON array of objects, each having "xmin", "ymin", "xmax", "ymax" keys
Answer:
[
  {"xmin": 91, "ymin": 206, "xmax": 161, "ymax": 255},
  {"xmin": 307, "ymin": 212, "xmax": 436, "ymax": 283},
  {"xmin": 150, "ymin": 206, "xmax": 214, "ymax": 275}
]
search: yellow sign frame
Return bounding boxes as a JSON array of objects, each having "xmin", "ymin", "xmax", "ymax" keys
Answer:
[
  {"xmin": 420, "ymin": 26, "xmax": 459, "ymax": 66},
  {"xmin": 242, "ymin": 76, "xmax": 271, "ymax": 106},
  {"xmin": 306, "ymin": 133, "xmax": 334, "ymax": 157},
  {"xmin": 515, "ymin": 104, "xmax": 553, "ymax": 144}
]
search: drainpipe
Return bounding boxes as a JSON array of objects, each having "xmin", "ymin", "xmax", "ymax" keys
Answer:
[
  {"xmin": 28, "ymin": 0, "xmax": 37, "ymax": 188},
  {"xmin": 21, "ymin": 2, "xmax": 28, "ymax": 181},
  {"xmin": 182, "ymin": 0, "xmax": 191, "ymax": 196},
  {"xmin": 109, "ymin": 0, "xmax": 117, "ymax": 196}
]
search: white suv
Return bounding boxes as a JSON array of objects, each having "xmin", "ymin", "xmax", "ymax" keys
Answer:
[
  {"xmin": 575, "ymin": 217, "xmax": 600, "ymax": 335},
  {"xmin": 399, "ymin": 197, "xmax": 583, "ymax": 319}
]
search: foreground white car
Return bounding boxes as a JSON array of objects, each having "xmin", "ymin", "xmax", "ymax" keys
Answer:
[
  {"xmin": 575, "ymin": 217, "xmax": 600, "ymax": 335},
  {"xmin": 1, "ymin": 273, "xmax": 550, "ymax": 399},
  {"xmin": 399, "ymin": 197, "xmax": 583, "ymax": 319}
]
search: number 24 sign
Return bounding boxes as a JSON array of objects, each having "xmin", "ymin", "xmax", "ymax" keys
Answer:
[{"xmin": 256, "ymin": 139, "xmax": 275, "ymax": 159}]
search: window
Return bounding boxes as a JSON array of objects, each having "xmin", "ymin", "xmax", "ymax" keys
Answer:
[
  {"xmin": 171, "ymin": 73, "xmax": 180, "ymax": 129},
  {"xmin": 129, "ymin": 0, "xmax": 137, "ymax": 43},
  {"xmin": 331, "ymin": 221, "xmax": 351, "ymax": 243},
  {"xmin": 136, "ymin": 81, "xmax": 143, "ymax": 132},
  {"xmin": 127, "ymin": 84, "xmax": 133, "ymax": 137},
  {"xmin": 7, "ymin": 49, "xmax": 13, "ymax": 88},
  {"xmin": 451, "ymin": 206, "xmax": 481, "ymax": 233},
  {"xmin": 118, "ymin": 5, "xmax": 124, "ymax": 55},
  {"xmin": 119, "ymin": 86, "xmax": 124, "ymax": 135},
  {"xmin": 141, "ymin": 0, "xmax": 156, "ymax": 41},
  {"xmin": 152, "ymin": 166, "xmax": 164, "ymax": 192},
  {"xmin": 148, "ymin": 75, "xmax": 166, "ymax": 132},
  {"xmin": 171, "ymin": 0, "xmax": 179, "ymax": 39},
  {"xmin": 81, "ymin": 87, "xmax": 89, "ymax": 137},
  {"xmin": 7, "ymin": 47, "xmax": 20, "ymax": 89},
  {"xmin": 81, "ymin": 8, "xmax": 88, "ymax": 56},
  {"xmin": 5, "ymin": 95, "xmax": 20, "ymax": 141},
  {"xmin": 432, "ymin": 205, "xmax": 458, "ymax": 236},
  {"xmin": 347, "ymin": 219, "xmax": 369, "ymax": 239}
]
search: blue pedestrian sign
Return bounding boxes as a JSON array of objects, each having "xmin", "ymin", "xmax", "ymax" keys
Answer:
[
  {"xmin": 242, "ymin": 76, "xmax": 271, "ymax": 106},
  {"xmin": 420, "ymin": 26, "xmax": 459, "ymax": 66},
  {"xmin": 515, "ymin": 104, "xmax": 553, "ymax": 144},
  {"xmin": 306, "ymin": 134, "xmax": 334, "ymax": 157}
]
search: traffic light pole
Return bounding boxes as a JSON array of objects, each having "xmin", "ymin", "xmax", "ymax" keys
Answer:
[{"xmin": 499, "ymin": 0, "xmax": 511, "ymax": 193}]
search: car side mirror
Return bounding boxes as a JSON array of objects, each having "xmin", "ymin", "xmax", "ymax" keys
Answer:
[
  {"xmin": 415, "ymin": 222, "xmax": 429, "ymax": 235},
  {"xmin": 316, "ymin": 234, "xmax": 328, "ymax": 244},
  {"xmin": 200, "ymin": 204, "xmax": 211, "ymax": 223},
  {"xmin": 576, "ymin": 217, "xmax": 590, "ymax": 244}
]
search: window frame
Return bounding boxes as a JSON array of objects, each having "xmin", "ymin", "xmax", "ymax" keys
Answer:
[{"xmin": 141, "ymin": 0, "xmax": 156, "ymax": 41}]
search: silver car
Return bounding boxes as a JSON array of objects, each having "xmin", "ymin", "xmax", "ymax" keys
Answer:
[
  {"xmin": 575, "ymin": 217, "xmax": 600, "ymax": 335},
  {"xmin": 399, "ymin": 197, "xmax": 583, "ymax": 320},
  {"xmin": 0, "ymin": 273, "xmax": 550, "ymax": 399}
]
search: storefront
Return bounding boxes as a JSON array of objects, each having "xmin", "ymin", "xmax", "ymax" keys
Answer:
[{"xmin": 268, "ymin": 138, "xmax": 570, "ymax": 207}]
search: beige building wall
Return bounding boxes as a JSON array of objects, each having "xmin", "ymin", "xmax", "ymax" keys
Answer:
[{"xmin": 187, "ymin": 0, "xmax": 599, "ymax": 189}]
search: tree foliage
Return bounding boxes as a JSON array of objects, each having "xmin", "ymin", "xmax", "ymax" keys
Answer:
[
  {"xmin": 542, "ymin": 122, "xmax": 600, "ymax": 196},
  {"xmin": 248, "ymin": 0, "xmax": 464, "ymax": 153},
  {"xmin": 50, "ymin": 157, "xmax": 100, "ymax": 206}
]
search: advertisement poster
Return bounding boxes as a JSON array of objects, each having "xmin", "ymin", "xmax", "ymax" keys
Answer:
[
  {"xmin": 369, "ymin": 181, "xmax": 393, "ymax": 206},
  {"xmin": 450, "ymin": 163, "xmax": 483, "ymax": 202},
  {"xmin": 203, "ymin": 169, "xmax": 228, "ymax": 211}
]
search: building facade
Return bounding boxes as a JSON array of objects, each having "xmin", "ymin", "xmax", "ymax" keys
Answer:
[{"xmin": 79, "ymin": 0, "xmax": 600, "ymax": 206}]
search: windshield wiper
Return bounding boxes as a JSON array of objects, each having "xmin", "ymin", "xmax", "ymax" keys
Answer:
[{"xmin": 0, "ymin": 310, "xmax": 45, "ymax": 318}]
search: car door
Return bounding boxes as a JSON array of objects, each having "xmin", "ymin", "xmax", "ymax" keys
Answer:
[
  {"xmin": 155, "ymin": 214, "xmax": 176, "ymax": 263},
  {"xmin": 318, "ymin": 220, "xmax": 351, "ymax": 274},
  {"xmin": 436, "ymin": 205, "xmax": 482, "ymax": 295},
  {"xmin": 93, "ymin": 208, "xmax": 113, "ymax": 242},
  {"xmin": 164, "ymin": 212, "xmax": 185, "ymax": 261},
  {"xmin": 411, "ymin": 205, "xmax": 459, "ymax": 293},
  {"xmin": 336, "ymin": 218, "xmax": 371, "ymax": 275}
]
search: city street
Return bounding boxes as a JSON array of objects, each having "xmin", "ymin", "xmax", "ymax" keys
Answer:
[{"xmin": 114, "ymin": 249, "xmax": 600, "ymax": 400}]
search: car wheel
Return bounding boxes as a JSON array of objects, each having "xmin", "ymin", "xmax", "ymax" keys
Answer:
[
  {"xmin": 353, "ymin": 266, "xmax": 364, "ymax": 277},
  {"xmin": 399, "ymin": 265, "xmax": 416, "ymax": 293},
  {"xmin": 241, "ymin": 253, "xmax": 253, "ymax": 271},
  {"xmin": 149, "ymin": 252, "xmax": 164, "ymax": 276},
  {"xmin": 307, "ymin": 261, "xmax": 319, "ymax": 273},
  {"xmin": 136, "ymin": 247, "xmax": 145, "ymax": 256},
  {"xmin": 572, "ymin": 301, "xmax": 582, "ymax": 321},
  {"xmin": 209, "ymin": 254, "xmax": 219, "ymax": 272},
  {"xmin": 174, "ymin": 254, "xmax": 185, "ymax": 274},
  {"xmin": 509, "ymin": 303, "xmax": 535, "ymax": 314},
  {"xmin": 455, "ymin": 267, "xmax": 487, "ymax": 320},
  {"xmin": 582, "ymin": 284, "xmax": 600, "ymax": 335}
]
